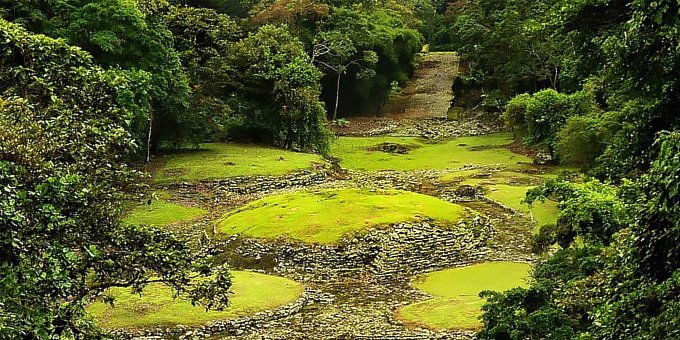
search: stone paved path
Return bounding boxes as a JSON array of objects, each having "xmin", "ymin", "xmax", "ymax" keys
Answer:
[
  {"xmin": 384, "ymin": 52, "xmax": 460, "ymax": 120},
  {"xmin": 332, "ymin": 52, "xmax": 460, "ymax": 136}
]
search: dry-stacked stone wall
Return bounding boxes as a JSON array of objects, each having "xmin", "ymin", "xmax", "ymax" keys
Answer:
[
  {"xmin": 216, "ymin": 216, "xmax": 494, "ymax": 281},
  {"xmin": 209, "ymin": 170, "xmax": 328, "ymax": 195}
]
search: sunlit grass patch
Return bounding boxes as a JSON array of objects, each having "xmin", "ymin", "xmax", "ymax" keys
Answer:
[
  {"xmin": 440, "ymin": 169, "xmax": 553, "ymax": 186},
  {"xmin": 87, "ymin": 271, "xmax": 303, "ymax": 329},
  {"xmin": 215, "ymin": 189, "xmax": 469, "ymax": 244},
  {"xmin": 485, "ymin": 185, "xmax": 560, "ymax": 228},
  {"xmin": 439, "ymin": 169, "xmax": 489, "ymax": 184},
  {"xmin": 153, "ymin": 143, "xmax": 323, "ymax": 182},
  {"xmin": 439, "ymin": 169, "xmax": 561, "ymax": 230},
  {"xmin": 331, "ymin": 133, "xmax": 531, "ymax": 171},
  {"xmin": 396, "ymin": 262, "xmax": 531, "ymax": 330},
  {"xmin": 123, "ymin": 192, "xmax": 207, "ymax": 227}
]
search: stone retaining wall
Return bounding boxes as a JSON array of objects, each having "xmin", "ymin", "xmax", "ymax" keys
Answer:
[
  {"xmin": 209, "ymin": 170, "xmax": 328, "ymax": 195},
  {"xmin": 217, "ymin": 216, "xmax": 495, "ymax": 281}
]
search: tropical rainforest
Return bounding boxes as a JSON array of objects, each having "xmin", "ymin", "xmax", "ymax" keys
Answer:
[{"xmin": 0, "ymin": 0, "xmax": 678, "ymax": 339}]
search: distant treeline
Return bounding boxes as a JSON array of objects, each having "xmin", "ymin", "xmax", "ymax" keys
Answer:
[{"xmin": 0, "ymin": 0, "xmax": 459, "ymax": 155}]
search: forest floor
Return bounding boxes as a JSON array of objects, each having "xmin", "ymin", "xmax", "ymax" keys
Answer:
[{"xmin": 96, "ymin": 52, "xmax": 573, "ymax": 339}]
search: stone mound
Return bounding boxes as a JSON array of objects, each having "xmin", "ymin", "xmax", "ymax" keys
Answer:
[{"xmin": 368, "ymin": 142, "xmax": 415, "ymax": 154}]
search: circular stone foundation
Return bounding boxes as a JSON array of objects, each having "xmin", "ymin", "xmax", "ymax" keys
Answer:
[
  {"xmin": 215, "ymin": 188, "xmax": 470, "ymax": 244},
  {"xmin": 88, "ymin": 271, "xmax": 304, "ymax": 329},
  {"xmin": 396, "ymin": 262, "xmax": 531, "ymax": 330}
]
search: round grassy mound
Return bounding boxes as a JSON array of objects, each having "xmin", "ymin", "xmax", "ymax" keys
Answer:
[
  {"xmin": 215, "ymin": 189, "xmax": 469, "ymax": 244},
  {"xmin": 396, "ymin": 262, "xmax": 531, "ymax": 330},
  {"xmin": 88, "ymin": 271, "xmax": 303, "ymax": 329},
  {"xmin": 437, "ymin": 167, "xmax": 565, "ymax": 232}
]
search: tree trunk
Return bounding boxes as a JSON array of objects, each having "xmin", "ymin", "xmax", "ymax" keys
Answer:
[
  {"xmin": 146, "ymin": 112, "xmax": 153, "ymax": 163},
  {"xmin": 285, "ymin": 118, "xmax": 293, "ymax": 149},
  {"xmin": 333, "ymin": 72, "xmax": 341, "ymax": 121}
]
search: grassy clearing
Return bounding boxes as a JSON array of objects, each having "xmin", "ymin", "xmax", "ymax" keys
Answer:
[
  {"xmin": 440, "ymin": 170, "xmax": 542, "ymax": 187},
  {"xmin": 439, "ymin": 168, "xmax": 563, "ymax": 230},
  {"xmin": 440, "ymin": 167, "xmax": 571, "ymax": 186},
  {"xmin": 485, "ymin": 184, "xmax": 559, "ymax": 228},
  {"xmin": 123, "ymin": 193, "xmax": 207, "ymax": 227},
  {"xmin": 87, "ymin": 271, "xmax": 303, "ymax": 329},
  {"xmin": 396, "ymin": 262, "xmax": 531, "ymax": 330},
  {"xmin": 439, "ymin": 169, "xmax": 488, "ymax": 184},
  {"xmin": 216, "ymin": 189, "xmax": 469, "ymax": 244},
  {"xmin": 153, "ymin": 143, "xmax": 323, "ymax": 182},
  {"xmin": 331, "ymin": 133, "xmax": 531, "ymax": 171}
]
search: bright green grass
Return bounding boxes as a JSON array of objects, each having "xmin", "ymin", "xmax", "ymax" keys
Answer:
[
  {"xmin": 441, "ymin": 169, "xmax": 553, "ymax": 186},
  {"xmin": 441, "ymin": 171, "xmax": 544, "ymax": 189},
  {"xmin": 397, "ymin": 262, "xmax": 531, "ymax": 330},
  {"xmin": 154, "ymin": 143, "xmax": 323, "ymax": 182},
  {"xmin": 331, "ymin": 133, "xmax": 531, "ymax": 171},
  {"xmin": 123, "ymin": 194, "xmax": 207, "ymax": 227},
  {"xmin": 216, "ymin": 189, "xmax": 469, "ymax": 244},
  {"xmin": 439, "ymin": 169, "xmax": 488, "ymax": 184},
  {"xmin": 87, "ymin": 271, "xmax": 303, "ymax": 329},
  {"xmin": 486, "ymin": 185, "xmax": 560, "ymax": 228},
  {"xmin": 491, "ymin": 171, "xmax": 543, "ymax": 185}
]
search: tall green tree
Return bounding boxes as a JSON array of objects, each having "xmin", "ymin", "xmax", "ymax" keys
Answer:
[
  {"xmin": 591, "ymin": 0, "xmax": 680, "ymax": 179},
  {"xmin": 1, "ymin": 0, "xmax": 195, "ymax": 153},
  {"xmin": 228, "ymin": 25, "xmax": 332, "ymax": 154},
  {"xmin": 449, "ymin": 0, "xmax": 566, "ymax": 98},
  {"xmin": 311, "ymin": 30, "xmax": 378, "ymax": 121},
  {"xmin": 163, "ymin": 5, "xmax": 240, "ymax": 141},
  {"xmin": 0, "ymin": 18, "xmax": 230, "ymax": 338},
  {"xmin": 322, "ymin": 4, "xmax": 422, "ymax": 115}
]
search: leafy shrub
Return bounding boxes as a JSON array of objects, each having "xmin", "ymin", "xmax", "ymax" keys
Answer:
[
  {"xmin": 503, "ymin": 89, "xmax": 596, "ymax": 158},
  {"xmin": 479, "ymin": 286, "xmax": 579, "ymax": 340},
  {"xmin": 555, "ymin": 114, "xmax": 613, "ymax": 169},
  {"xmin": 502, "ymin": 93, "xmax": 530, "ymax": 142},
  {"xmin": 527, "ymin": 180, "xmax": 631, "ymax": 246},
  {"xmin": 334, "ymin": 118, "xmax": 350, "ymax": 127},
  {"xmin": 228, "ymin": 25, "xmax": 332, "ymax": 154},
  {"xmin": 531, "ymin": 224, "xmax": 557, "ymax": 254}
]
